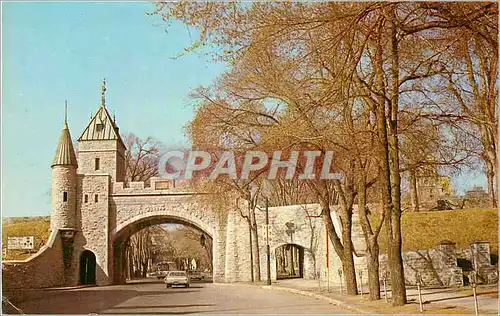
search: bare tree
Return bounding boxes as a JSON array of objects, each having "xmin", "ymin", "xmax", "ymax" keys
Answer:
[{"xmin": 123, "ymin": 133, "xmax": 164, "ymax": 183}]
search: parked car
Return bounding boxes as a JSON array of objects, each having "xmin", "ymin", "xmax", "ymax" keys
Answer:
[
  {"xmin": 164, "ymin": 271, "xmax": 190, "ymax": 288},
  {"xmin": 188, "ymin": 270, "xmax": 204, "ymax": 280}
]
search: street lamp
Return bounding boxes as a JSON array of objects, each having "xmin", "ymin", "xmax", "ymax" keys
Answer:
[
  {"xmin": 264, "ymin": 195, "xmax": 271, "ymax": 285},
  {"xmin": 257, "ymin": 180, "xmax": 272, "ymax": 286}
]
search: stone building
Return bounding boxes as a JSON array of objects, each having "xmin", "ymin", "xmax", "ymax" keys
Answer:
[{"xmin": 465, "ymin": 186, "xmax": 489, "ymax": 199}]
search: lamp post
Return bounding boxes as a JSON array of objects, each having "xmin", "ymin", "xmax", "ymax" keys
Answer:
[{"xmin": 265, "ymin": 197, "xmax": 271, "ymax": 285}]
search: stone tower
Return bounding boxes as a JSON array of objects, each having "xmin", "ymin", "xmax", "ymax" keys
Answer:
[
  {"xmin": 50, "ymin": 102, "xmax": 78, "ymax": 232},
  {"xmin": 76, "ymin": 79, "xmax": 126, "ymax": 183}
]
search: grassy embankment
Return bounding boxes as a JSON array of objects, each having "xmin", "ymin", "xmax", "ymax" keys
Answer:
[{"xmin": 373, "ymin": 208, "xmax": 498, "ymax": 254}]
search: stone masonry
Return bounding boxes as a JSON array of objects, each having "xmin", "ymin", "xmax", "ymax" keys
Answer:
[{"xmin": 2, "ymin": 97, "xmax": 354, "ymax": 289}]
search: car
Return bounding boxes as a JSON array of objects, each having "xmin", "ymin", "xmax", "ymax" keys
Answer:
[
  {"xmin": 164, "ymin": 270, "xmax": 190, "ymax": 288},
  {"xmin": 188, "ymin": 270, "xmax": 204, "ymax": 280}
]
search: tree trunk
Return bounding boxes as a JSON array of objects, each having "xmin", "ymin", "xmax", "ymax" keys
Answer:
[
  {"xmin": 386, "ymin": 7, "xmax": 407, "ymax": 305},
  {"xmin": 486, "ymin": 161, "xmax": 497, "ymax": 208},
  {"xmin": 356, "ymin": 165, "xmax": 381, "ymax": 300},
  {"xmin": 250, "ymin": 207, "xmax": 261, "ymax": 281},
  {"xmin": 248, "ymin": 218, "xmax": 254, "ymax": 282},
  {"xmin": 409, "ymin": 168, "xmax": 419, "ymax": 212},
  {"xmin": 342, "ymin": 238, "xmax": 357, "ymax": 295},
  {"xmin": 320, "ymin": 202, "xmax": 358, "ymax": 295},
  {"xmin": 366, "ymin": 249, "xmax": 381, "ymax": 300}
]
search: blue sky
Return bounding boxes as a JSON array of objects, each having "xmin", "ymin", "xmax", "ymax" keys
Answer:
[
  {"xmin": 2, "ymin": 2, "xmax": 226, "ymax": 217},
  {"xmin": 1, "ymin": 2, "xmax": 487, "ymax": 218}
]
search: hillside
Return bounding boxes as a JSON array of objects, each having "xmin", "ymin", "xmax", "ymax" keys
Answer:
[
  {"xmin": 2, "ymin": 217, "xmax": 51, "ymax": 260},
  {"xmin": 373, "ymin": 208, "xmax": 498, "ymax": 254}
]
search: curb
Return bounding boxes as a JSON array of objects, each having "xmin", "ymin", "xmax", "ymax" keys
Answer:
[
  {"xmin": 215, "ymin": 282, "xmax": 369, "ymax": 313},
  {"xmin": 260, "ymin": 285, "xmax": 369, "ymax": 314}
]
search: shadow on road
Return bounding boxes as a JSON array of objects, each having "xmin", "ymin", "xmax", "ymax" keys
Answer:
[{"xmin": 16, "ymin": 290, "xmax": 139, "ymax": 314}]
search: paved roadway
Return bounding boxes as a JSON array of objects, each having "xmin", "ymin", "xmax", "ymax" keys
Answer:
[{"xmin": 11, "ymin": 278, "xmax": 351, "ymax": 314}]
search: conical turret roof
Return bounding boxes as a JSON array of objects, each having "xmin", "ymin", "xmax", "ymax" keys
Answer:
[{"xmin": 52, "ymin": 122, "xmax": 77, "ymax": 167}]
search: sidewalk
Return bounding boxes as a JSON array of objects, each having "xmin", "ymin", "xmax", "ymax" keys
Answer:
[{"xmin": 263, "ymin": 278, "xmax": 499, "ymax": 314}]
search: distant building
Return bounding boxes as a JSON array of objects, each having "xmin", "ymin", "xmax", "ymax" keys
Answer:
[
  {"xmin": 465, "ymin": 186, "xmax": 488, "ymax": 199},
  {"xmin": 417, "ymin": 174, "xmax": 451, "ymax": 202}
]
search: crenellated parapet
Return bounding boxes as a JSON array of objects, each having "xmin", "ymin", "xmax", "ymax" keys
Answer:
[{"xmin": 112, "ymin": 177, "xmax": 198, "ymax": 195}]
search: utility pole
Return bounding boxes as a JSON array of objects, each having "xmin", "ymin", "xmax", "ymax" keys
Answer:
[{"xmin": 265, "ymin": 197, "xmax": 271, "ymax": 285}]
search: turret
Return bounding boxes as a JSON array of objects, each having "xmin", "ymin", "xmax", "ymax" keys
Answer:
[{"xmin": 51, "ymin": 102, "xmax": 77, "ymax": 232}]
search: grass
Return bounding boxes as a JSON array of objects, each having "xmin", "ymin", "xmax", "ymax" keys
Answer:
[
  {"xmin": 370, "ymin": 208, "xmax": 498, "ymax": 255},
  {"xmin": 2, "ymin": 217, "xmax": 51, "ymax": 260}
]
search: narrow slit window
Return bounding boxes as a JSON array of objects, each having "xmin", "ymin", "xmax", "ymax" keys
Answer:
[
  {"xmin": 95, "ymin": 158, "xmax": 100, "ymax": 170},
  {"xmin": 94, "ymin": 194, "xmax": 99, "ymax": 203},
  {"xmin": 63, "ymin": 192, "xmax": 68, "ymax": 202},
  {"xmin": 84, "ymin": 194, "xmax": 88, "ymax": 203}
]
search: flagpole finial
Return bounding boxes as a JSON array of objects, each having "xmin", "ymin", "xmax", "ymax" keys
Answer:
[{"xmin": 101, "ymin": 77, "xmax": 107, "ymax": 107}]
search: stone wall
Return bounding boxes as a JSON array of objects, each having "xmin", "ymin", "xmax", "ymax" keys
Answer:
[
  {"xmin": 2, "ymin": 230, "xmax": 65, "ymax": 290},
  {"xmin": 379, "ymin": 241, "xmax": 498, "ymax": 287},
  {"xmin": 239, "ymin": 203, "xmax": 364, "ymax": 284}
]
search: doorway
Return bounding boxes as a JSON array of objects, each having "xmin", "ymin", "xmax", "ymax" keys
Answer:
[{"xmin": 79, "ymin": 250, "xmax": 97, "ymax": 285}]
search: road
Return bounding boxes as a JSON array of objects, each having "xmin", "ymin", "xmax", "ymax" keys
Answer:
[{"xmin": 9, "ymin": 278, "xmax": 351, "ymax": 314}]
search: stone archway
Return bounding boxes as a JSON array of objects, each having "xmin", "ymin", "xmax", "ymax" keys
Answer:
[
  {"xmin": 110, "ymin": 213, "xmax": 215, "ymax": 285},
  {"xmin": 274, "ymin": 244, "xmax": 304, "ymax": 279},
  {"xmin": 79, "ymin": 250, "xmax": 97, "ymax": 285}
]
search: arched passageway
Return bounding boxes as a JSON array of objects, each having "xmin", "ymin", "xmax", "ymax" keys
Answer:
[
  {"xmin": 111, "ymin": 215, "xmax": 214, "ymax": 285},
  {"xmin": 79, "ymin": 250, "xmax": 97, "ymax": 285},
  {"xmin": 275, "ymin": 244, "xmax": 304, "ymax": 279}
]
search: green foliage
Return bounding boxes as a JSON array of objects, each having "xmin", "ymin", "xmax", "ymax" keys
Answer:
[
  {"xmin": 373, "ymin": 209, "xmax": 498, "ymax": 254},
  {"xmin": 2, "ymin": 217, "xmax": 50, "ymax": 260}
]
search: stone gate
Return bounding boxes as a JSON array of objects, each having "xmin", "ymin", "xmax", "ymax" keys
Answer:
[{"xmin": 2, "ymin": 85, "xmax": 364, "ymax": 290}]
